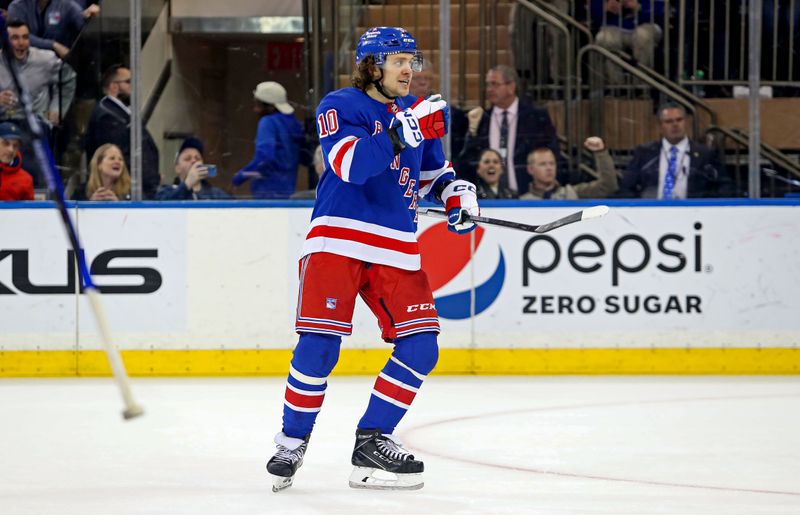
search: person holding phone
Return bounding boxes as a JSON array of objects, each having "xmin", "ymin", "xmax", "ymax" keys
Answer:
[{"xmin": 155, "ymin": 137, "xmax": 231, "ymax": 200}]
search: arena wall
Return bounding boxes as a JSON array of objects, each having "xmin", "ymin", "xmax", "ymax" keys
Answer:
[{"xmin": 1, "ymin": 200, "xmax": 798, "ymax": 376}]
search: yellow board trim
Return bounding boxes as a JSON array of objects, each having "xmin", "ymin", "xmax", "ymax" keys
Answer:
[{"xmin": 1, "ymin": 348, "xmax": 799, "ymax": 377}]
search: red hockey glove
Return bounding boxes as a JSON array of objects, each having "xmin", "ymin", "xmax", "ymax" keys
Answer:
[
  {"xmin": 440, "ymin": 179, "xmax": 479, "ymax": 234},
  {"xmin": 394, "ymin": 94, "xmax": 449, "ymax": 148}
]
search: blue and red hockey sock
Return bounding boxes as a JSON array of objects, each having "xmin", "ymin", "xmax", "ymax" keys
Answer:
[
  {"xmin": 281, "ymin": 332, "xmax": 341, "ymax": 439},
  {"xmin": 357, "ymin": 331, "xmax": 439, "ymax": 434}
]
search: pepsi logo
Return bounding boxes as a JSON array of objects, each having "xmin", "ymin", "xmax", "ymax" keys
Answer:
[{"xmin": 418, "ymin": 222, "xmax": 505, "ymax": 320}]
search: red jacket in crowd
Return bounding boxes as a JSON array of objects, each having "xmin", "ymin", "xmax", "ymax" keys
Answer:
[{"xmin": 0, "ymin": 153, "xmax": 34, "ymax": 201}]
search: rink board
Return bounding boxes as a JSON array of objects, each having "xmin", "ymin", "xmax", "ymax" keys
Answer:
[{"xmin": 0, "ymin": 200, "xmax": 798, "ymax": 375}]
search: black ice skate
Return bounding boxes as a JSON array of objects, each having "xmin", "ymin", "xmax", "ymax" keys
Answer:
[
  {"xmin": 349, "ymin": 428, "xmax": 424, "ymax": 490},
  {"xmin": 267, "ymin": 432, "xmax": 309, "ymax": 492}
]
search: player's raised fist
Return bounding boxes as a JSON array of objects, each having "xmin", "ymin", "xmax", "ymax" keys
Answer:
[{"xmin": 394, "ymin": 94, "xmax": 449, "ymax": 148}]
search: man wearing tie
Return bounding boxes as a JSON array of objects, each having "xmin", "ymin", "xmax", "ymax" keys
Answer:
[
  {"xmin": 456, "ymin": 65, "xmax": 562, "ymax": 195},
  {"xmin": 620, "ymin": 103, "xmax": 731, "ymax": 199}
]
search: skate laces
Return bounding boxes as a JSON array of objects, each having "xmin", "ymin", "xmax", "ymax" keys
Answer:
[
  {"xmin": 273, "ymin": 443, "xmax": 306, "ymax": 465},
  {"xmin": 377, "ymin": 434, "xmax": 413, "ymax": 461}
]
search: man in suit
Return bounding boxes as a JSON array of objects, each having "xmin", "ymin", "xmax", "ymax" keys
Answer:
[
  {"xmin": 456, "ymin": 64, "xmax": 562, "ymax": 195},
  {"xmin": 620, "ymin": 103, "xmax": 732, "ymax": 199},
  {"xmin": 84, "ymin": 64, "xmax": 160, "ymax": 199}
]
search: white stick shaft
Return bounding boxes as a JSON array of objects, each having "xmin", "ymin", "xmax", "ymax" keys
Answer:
[{"xmin": 85, "ymin": 288, "xmax": 144, "ymax": 419}]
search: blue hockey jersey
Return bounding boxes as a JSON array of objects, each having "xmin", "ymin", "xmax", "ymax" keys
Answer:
[{"xmin": 302, "ymin": 87, "xmax": 455, "ymax": 270}]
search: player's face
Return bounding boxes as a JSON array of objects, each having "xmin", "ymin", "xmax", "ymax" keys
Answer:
[
  {"xmin": 379, "ymin": 53, "xmax": 415, "ymax": 97},
  {"xmin": 0, "ymin": 137, "xmax": 19, "ymax": 164},
  {"xmin": 99, "ymin": 146, "xmax": 125, "ymax": 182},
  {"xmin": 527, "ymin": 150, "xmax": 557, "ymax": 186},
  {"xmin": 659, "ymin": 108, "xmax": 687, "ymax": 144},
  {"xmin": 175, "ymin": 148, "xmax": 202, "ymax": 180},
  {"xmin": 477, "ymin": 150, "xmax": 504, "ymax": 186}
]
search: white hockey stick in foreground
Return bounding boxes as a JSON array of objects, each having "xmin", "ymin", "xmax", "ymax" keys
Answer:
[
  {"xmin": 0, "ymin": 15, "xmax": 143, "ymax": 420},
  {"xmin": 419, "ymin": 205, "xmax": 610, "ymax": 233}
]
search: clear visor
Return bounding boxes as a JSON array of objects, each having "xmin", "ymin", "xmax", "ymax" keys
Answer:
[{"xmin": 380, "ymin": 51, "xmax": 423, "ymax": 73}]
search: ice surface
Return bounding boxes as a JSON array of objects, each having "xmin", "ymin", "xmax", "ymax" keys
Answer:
[{"xmin": 1, "ymin": 376, "xmax": 799, "ymax": 514}]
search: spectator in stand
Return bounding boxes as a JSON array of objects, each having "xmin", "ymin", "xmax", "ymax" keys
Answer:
[
  {"xmin": 591, "ymin": 0, "xmax": 664, "ymax": 84},
  {"xmin": 521, "ymin": 137, "xmax": 617, "ymax": 199},
  {"xmin": 474, "ymin": 148, "xmax": 516, "ymax": 199},
  {"xmin": 457, "ymin": 64, "xmax": 562, "ymax": 196},
  {"xmin": 0, "ymin": 121, "xmax": 33, "ymax": 200},
  {"xmin": 8, "ymin": 0, "xmax": 100, "ymax": 59},
  {"xmin": 156, "ymin": 137, "xmax": 230, "ymax": 200},
  {"xmin": 290, "ymin": 144, "xmax": 324, "ymax": 200},
  {"xmin": 72, "ymin": 143, "xmax": 130, "ymax": 201},
  {"xmin": 232, "ymin": 81, "xmax": 304, "ymax": 199},
  {"xmin": 619, "ymin": 103, "xmax": 731, "ymax": 198},
  {"xmin": 410, "ymin": 58, "xmax": 469, "ymax": 160},
  {"xmin": 84, "ymin": 64, "xmax": 160, "ymax": 199},
  {"xmin": 0, "ymin": 19, "xmax": 75, "ymax": 187}
]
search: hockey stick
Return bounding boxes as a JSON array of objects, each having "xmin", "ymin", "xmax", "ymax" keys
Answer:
[
  {"xmin": 0, "ymin": 15, "xmax": 143, "ymax": 420},
  {"xmin": 419, "ymin": 205, "xmax": 609, "ymax": 233}
]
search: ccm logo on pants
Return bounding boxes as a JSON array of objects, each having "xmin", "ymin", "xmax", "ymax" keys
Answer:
[{"xmin": 407, "ymin": 303, "xmax": 436, "ymax": 313}]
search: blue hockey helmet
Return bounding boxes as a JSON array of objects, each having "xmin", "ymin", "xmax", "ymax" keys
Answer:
[{"xmin": 355, "ymin": 27, "xmax": 423, "ymax": 72}]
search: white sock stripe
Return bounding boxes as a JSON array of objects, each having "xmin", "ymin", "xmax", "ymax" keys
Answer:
[
  {"xmin": 285, "ymin": 382, "xmax": 326, "ymax": 396},
  {"xmin": 289, "ymin": 364, "xmax": 328, "ymax": 386},
  {"xmin": 284, "ymin": 400, "xmax": 321, "ymax": 413},
  {"xmin": 378, "ymin": 372, "xmax": 419, "ymax": 393},
  {"xmin": 389, "ymin": 356, "xmax": 427, "ymax": 381},
  {"xmin": 371, "ymin": 389, "xmax": 411, "ymax": 409}
]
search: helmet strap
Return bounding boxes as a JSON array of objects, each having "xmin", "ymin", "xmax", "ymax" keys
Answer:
[{"xmin": 371, "ymin": 67, "xmax": 397, "ymax": 102}]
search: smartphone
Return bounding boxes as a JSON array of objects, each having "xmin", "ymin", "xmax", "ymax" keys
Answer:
[{"xmin": 205, "ymin": 164, "xmax": 217, "ymax": 178}]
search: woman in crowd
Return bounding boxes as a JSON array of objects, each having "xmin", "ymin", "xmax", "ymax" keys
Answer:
[
  {"xmin": 74, "ymin": 143, "xmax": 131, "ymax": 201},
  {"xmin": 474, "ymin": 148, "xmax": 516, "ymax": 199}
]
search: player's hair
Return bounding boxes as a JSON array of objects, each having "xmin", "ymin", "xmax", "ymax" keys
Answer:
[
  {"xmin": 86, "ymin": 143, "xmax": 131, "ymax": 199},
  {"xmin": 351, "ymin": 55, "xmax": 377, "ymax": 91}
]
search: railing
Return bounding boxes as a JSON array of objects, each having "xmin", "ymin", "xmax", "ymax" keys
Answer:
[
  {"xmin": 706, "ymin": 125, "xmax": 800, "ymax": 196},
  {"xmin": 679, "ymin": 0, "xmax": 800, "ymax": 94}
]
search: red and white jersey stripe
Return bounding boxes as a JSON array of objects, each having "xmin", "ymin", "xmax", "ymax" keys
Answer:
[
  {"xmin": 295, "ymin": 315, "xmax": 352, "ymax": 336},
  {"xmin": 328, "ymin": 136, "xmax": 359, "ymax": 182},
  {"xmin": 394, "ymin": 316, "xmax": 440, "ymax": 338},
  {"xmin": 302, "ymin": 215, "xmax": 421, "ymax": 271}
]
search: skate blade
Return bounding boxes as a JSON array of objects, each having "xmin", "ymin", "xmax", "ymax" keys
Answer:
[
  {"xmin": 270, "ymin": 474, "xmax": 294, "ymax": 492},
  {"xmin": 348, "ymin": 466, "xmax": 424, "ymax": 491}
]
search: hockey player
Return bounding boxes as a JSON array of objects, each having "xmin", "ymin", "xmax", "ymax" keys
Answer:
[{"xmin": 266, "ymin": 26, "xmax": 480, "ymax": 491}]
